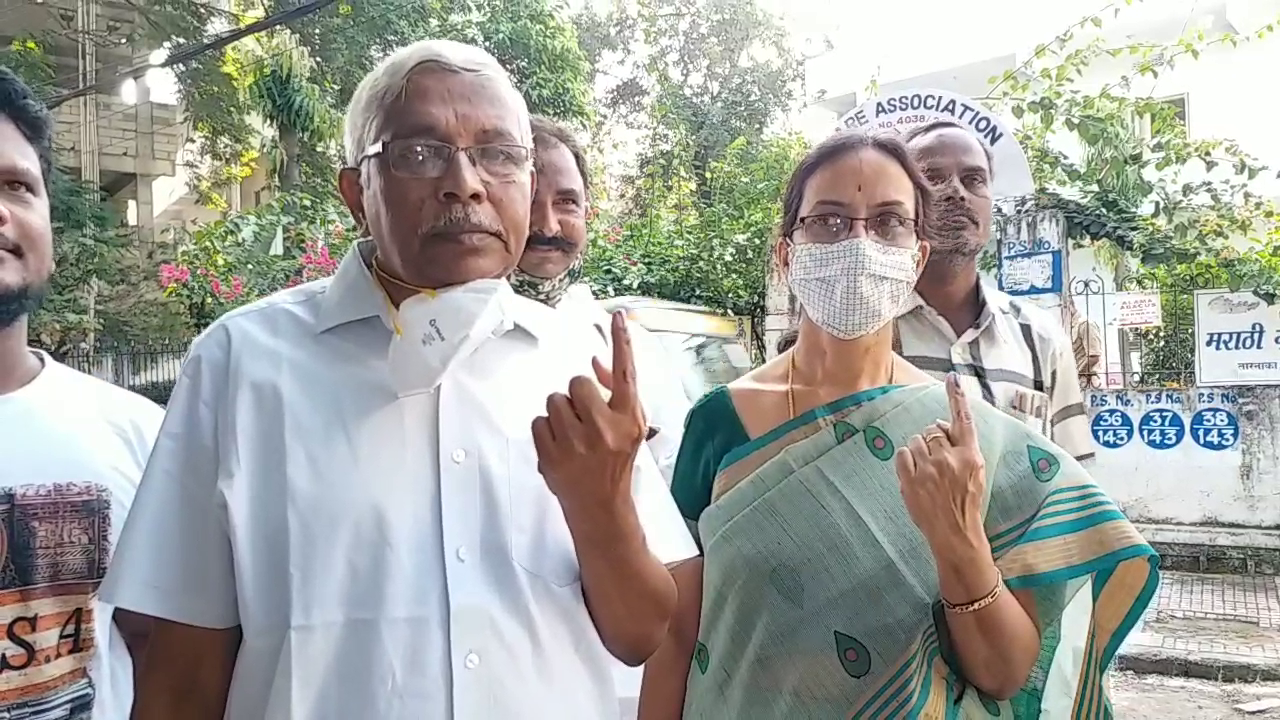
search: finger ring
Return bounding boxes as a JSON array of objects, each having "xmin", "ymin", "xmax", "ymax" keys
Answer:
[{"xmin": 924, "ymin": 432, "xmax": 947, "ymax": 444}]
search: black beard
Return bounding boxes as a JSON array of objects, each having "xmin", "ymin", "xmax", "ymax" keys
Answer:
[
  {"xmin": 929, "ymin": 207, "xmax": 986, "ymax": 265},
  {"xmin": 0, "ymin": 284, "xmax": 47, "ymax": 332}
]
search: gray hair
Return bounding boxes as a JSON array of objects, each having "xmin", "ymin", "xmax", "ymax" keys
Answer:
[{"xmin": 342, "ymin": 39, "xmax": 531, "ymax": 167}]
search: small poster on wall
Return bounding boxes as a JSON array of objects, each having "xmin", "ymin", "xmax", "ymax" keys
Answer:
[
  {"xmin": 1193, "ymin": 290, "xmax": 1280, "ymax": 386},
  {"xmin": 1111, "ymin": 291, "xmax": 1163, "ymax": 329}
]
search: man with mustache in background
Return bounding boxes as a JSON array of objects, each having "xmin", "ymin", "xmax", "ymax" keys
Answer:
[
  {"xmin": 512, "ymin": 115, "xmax": 691, "ymax": 488},
  {"xmin": 898, "ymin": 121, "xmax": 1093, "ymax": 464}
]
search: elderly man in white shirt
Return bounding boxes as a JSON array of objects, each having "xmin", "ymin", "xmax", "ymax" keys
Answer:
[
  {"xmin": 101, "ymin": 39, "xmax": 697, "ymax": 720},
  {"xmin": 510, "ymin": 114, "xmax": 691, "ymax": 485}
]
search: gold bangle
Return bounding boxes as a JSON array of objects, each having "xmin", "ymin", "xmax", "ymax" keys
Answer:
[{"xmin": 942, "ymin": 568, "xmax": 1004, "ymax": 614}]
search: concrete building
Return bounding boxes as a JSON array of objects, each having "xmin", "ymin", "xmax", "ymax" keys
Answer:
[
  {"xmin": 2, "ymin": 0, "xmax": 192, "ymax": 244},
  {"xmin": 1, "ymin": 0, "xmax": 279, "ymax": 241}
]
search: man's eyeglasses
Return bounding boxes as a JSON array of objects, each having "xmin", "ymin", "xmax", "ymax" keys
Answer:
[
  {"xmin": 789, "ymin": 213, "xmax": 917, "ymax": 247},
  {"xmin": 361, "ymin": 139, "xmax": 533, "ymax": 180}
]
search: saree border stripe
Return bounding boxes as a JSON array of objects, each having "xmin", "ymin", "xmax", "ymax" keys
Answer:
[
  {"xmin": 853, "ymin": 625, "xmax": 940, "ymax": 718},
  {"xmin": 988, "ymin": 485, "xmax": 1105, "ymax": 548},
  {"xmin": 999, "ymin": 523, "xmax": 1150, "ymax": 583},
  {"xmin": 990, "ymin": 487, "xmax": 1113, "ymax": 557},
  {"xmin": 710, "ymin": 385, "xmax": 920, "ymax": 501}
]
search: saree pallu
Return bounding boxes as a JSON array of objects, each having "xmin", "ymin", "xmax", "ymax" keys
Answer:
[{"xmin": 683, "ymin": 384, "xmax": 1158, "ymax": 719}]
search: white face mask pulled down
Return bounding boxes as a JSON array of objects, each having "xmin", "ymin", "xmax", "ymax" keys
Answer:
[
  {"xmin": 787, "ymin": 238, "xmax": 920, "ymax": 340},
  {"xmin": 384, "ymin": 279, "xmax": 513, "ymax": 397}
]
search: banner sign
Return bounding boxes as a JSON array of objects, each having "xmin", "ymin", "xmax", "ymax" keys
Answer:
[
  {"xmin": 837, "ymin": 88, "xmax": 1034, "ymax": 199},
  {"xmin": 1193, "ymin": 290, "xmax": 1280, "ymax": 386}
]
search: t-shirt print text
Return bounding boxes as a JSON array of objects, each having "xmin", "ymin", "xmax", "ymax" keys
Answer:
[
  {"xmin": 0, "ymin": 482, "xmax": 112, "ymax": 719},
  {"xmin": 420, "ymin": 319, "xmax": 447, "ymax": 347}
]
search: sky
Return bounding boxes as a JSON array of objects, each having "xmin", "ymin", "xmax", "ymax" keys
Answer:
[{"xmin": 775, "ymin": 0, "xmax": 1233, "ymax": 134}]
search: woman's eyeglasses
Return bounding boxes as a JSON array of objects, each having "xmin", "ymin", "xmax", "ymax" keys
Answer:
[{"xmin": 790, "ymin": 213, "xmax": 917, "ymax": 247}]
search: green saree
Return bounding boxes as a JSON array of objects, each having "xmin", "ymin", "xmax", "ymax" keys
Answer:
[{"xmin": 684, "ymin": 383, "xmax": 1158, "ymax": 719}]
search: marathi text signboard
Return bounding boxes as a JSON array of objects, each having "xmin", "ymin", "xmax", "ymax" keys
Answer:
[
  {"xmin": 836, "ymin": 88, "xmax": 1034, "ymax": 199},
  {"xmin": 1193, "ymin": 290, "xmax": 1280, "ymax": 386}
]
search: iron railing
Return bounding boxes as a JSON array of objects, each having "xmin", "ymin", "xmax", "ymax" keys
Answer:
[
  {"xmin": 1067, "ymin": 271, "xmax": 1226, "ymax": 390},
  {"xmin": 56, "ymin": 344, "xmax": 187, "ymax": 405}
]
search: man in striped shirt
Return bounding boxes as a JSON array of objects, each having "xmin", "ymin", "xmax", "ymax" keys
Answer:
[{"xmin": 897, "ymin": 121, "xmax": 1094, "ymax": 464}]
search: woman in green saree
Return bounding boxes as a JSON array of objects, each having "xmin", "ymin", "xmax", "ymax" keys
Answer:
[{"xmin": 638, "ymin": 131, "xmax": 1158, "ymax": 719}]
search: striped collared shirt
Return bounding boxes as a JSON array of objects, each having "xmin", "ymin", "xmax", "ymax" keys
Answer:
[{"xmin": 893, "ymin": 282, "xmax": 1094, "ymax": 463}]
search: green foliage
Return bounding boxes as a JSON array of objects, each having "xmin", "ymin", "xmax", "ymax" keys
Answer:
[
  {"xmin": 30, "ymin": 172, "xmax": 191, "ymax": 352},
  {"xmin": 580, "ymin": 0, "xmax": 802, "ymax": 206},
  {"xmin": 1, "ymin": 36, "xmax": 56, "ymax": 98},
  {"xmin": 293, "ymin": 0, "xmax": 595, "ymax": 123},
  {"xmin": 131, "ymin": 379, "xmax": 178, "ymax": 406},
  {"xmin": 141, "ymin": 0, "xmax": 594, "ymax": 203},
  {"xmin": 161, "ymin": 192, "xmax": 358, "ymax": 330},
  {"xmin": 1123, "ymin": 261, "xmax": 1228, "ymax": 387},
  {"xmin": 981, "ymin": 2, "xmax": 1280, "ymax": 384},
  {"xmin": 246, "ymin": 33, "xmax": 341, "ymax": 190},
  {"xmin": 584, "ymin": 134, "xmax": 808, "ymax": 354},
  {"xmin": 574, "ymin": 0, "xmax": 804, "ymax": 356},
  {"xmin": 987, "ymin": 4, "xmax": 1280, "ymax": 293}
]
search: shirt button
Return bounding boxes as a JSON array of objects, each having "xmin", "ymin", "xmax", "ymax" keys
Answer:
[
  {"xmin": 451, "ymin": 448, "xmax": 466, "ymax": 464},
  {"xmin": 464, "ymin": 652, "xmax": 480, "ymax": 669},
  {"xmin": 456, "ymin": 546, "xmax": 468, "ymax": 562}
]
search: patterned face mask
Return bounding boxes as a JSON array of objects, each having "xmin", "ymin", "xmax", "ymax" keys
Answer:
[
  {"xmin": 509, "ymin": 252, "xmax": 584, "ymax": 307},
  {"xmin": 787, "ymin": 238, "xmax": 920, "ymax": 341}
]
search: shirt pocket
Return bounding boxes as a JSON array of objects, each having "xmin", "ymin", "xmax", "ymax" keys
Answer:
[
  {"xmin": 1002, "ymin": 388, "xmax": 1051, "ymax": 437},
  {"xmin": 507, "ymin": 439, "xmax": 581, "ymax": 588}
]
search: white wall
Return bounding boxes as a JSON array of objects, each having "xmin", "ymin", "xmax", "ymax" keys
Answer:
[{"xmin": 1085, "ymin": 386, "xmax": 1280, "ymax": 528}]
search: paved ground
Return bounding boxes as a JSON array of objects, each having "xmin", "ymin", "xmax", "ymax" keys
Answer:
[
  {"xmin": 1112, "ymin": 672, "xmax": 1280, "ymax": 718},
  {"xmin": 1119, "ymin": 572, "xmax": 1280, "ymax": 681}
]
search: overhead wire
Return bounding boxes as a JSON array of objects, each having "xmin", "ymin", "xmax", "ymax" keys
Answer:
[
  {"xmin": 54, "ymin": 0, "xmax": 422, "ymax": 160},
  {"xmin": 0, "ymin": 0, "xmax": 256, "ymax": 94}
]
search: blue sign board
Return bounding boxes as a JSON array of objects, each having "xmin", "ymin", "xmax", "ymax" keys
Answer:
[
  {"xmin": 998, "ymin": 250, "xmax": 1063, "ymax": 297},
  {"xmin": 1090, "ymin": 409, "xmax": 1134, "ymax": 449},
  {"xmin": 1139, "ymin": 409, "xmax": 1185, "ymax": 450},
  {"xmin": 1190, "ymin": 408, "xmax": 1240, "ymax": 451}
]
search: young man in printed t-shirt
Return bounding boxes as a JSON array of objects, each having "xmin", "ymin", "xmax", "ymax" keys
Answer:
[{"xmin": 0, "ymin": 67, "xmax": 161, "ymax": 719}]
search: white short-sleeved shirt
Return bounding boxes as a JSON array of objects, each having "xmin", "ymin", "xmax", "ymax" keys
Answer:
[
  {"xmin": 100, "ymin": 242, "xmax": 698, "ymax": 720},
  {"xmin": 0, "ymin": 353, "xmax": 163, "ymax": 720}
]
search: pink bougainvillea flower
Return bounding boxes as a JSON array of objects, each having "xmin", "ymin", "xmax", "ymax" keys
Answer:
[
  {"xmin": 157, "ymin": 263, "xmax": 192, "ymax": 288},
  {"xmin": 299, "ymin": 241, "xmax": 340, "ymax": 282}
]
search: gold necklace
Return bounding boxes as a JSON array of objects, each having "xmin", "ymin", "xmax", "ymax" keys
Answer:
[{"xmin": 786, "ymin": 350, "xmax": 897, "ymax": 420}]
